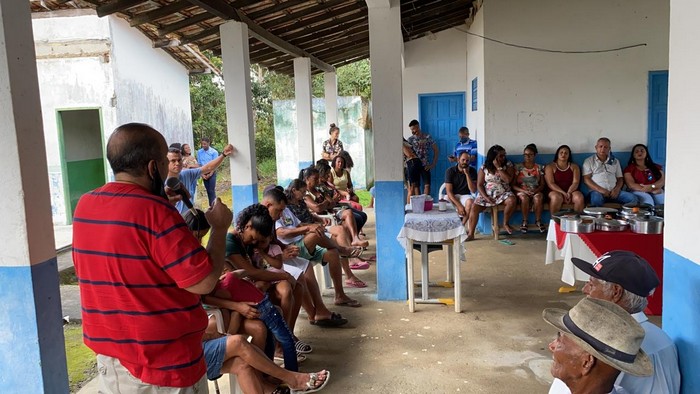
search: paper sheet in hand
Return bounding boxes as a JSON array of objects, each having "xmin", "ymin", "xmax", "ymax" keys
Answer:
[{"xmin": 283, "ymin": 257, "xmax": 308, "ymax": 280}]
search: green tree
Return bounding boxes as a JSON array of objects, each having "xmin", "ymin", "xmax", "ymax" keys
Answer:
[{"xmin": 190, "ymin": 56, "xmax": 227, "ymax": 150}]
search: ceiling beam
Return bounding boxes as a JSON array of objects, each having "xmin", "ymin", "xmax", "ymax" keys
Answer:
[
  {"xmin": 129, "ymin": 1, "xmax": 191, "ymax": 26},
  {"xmin": 278, "ymin": 12, "xmax": 366, "ymax": 43},
  {"xmin": 259, "ymin": 0, "xmax": 349, "ymax": 30},
  {"xmin": 157, "ymin": 12, "xmax": 214, "ymax": 37},
  {"xmin": 180, "ymin": 24, "xmax": 222, "ymax": 45},
  {"xmin": 96, "ymin": 0, "xmax": 147, "ymax": 17},
  {"xmin": 186, "ymin": 0, "xmax": 334, "ymax": 72}
]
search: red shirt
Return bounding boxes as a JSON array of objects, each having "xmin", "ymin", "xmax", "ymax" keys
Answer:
[
  {"xmin": 73, "ymin": 183, "xmax": 211, "ymax": 387},
  {"xmin": 217, "ymin": 273, "xmax": 264, "ymax": 303},
  {"xmin": 624, "ymin": 163, "xmax": 663, "ymax": 185}
]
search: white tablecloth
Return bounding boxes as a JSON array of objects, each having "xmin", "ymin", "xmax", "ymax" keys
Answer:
[
  {"xmin": 545, "ymin": 220, "xmax": 593, "ymax": 285},
  {"xmin": 397, "ymin": 207, "xmax": 466, "ymax": 252}
]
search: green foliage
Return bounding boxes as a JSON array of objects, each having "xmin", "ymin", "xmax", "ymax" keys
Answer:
[{"xmin": 190, "ymin": 56, "xmax": 227, "ymax": 149}]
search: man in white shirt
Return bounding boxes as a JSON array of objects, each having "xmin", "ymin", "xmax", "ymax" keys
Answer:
[
  {"xmin": 582, "ymin": 138, "xmax": 637, "ymax": 207},
  {"xmin": 549, "ymin": 250, "xmax": 681, "ymax": 394}
]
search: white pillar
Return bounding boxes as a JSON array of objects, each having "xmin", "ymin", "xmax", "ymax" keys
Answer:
[
  {"xmin": 324, "ymin": 71, "xmax": 338, "ymax": 127},
  {"xmin": 220, "ymin": 21, "xmax": 258, "ymax": 216},
  {"xmin": 367, "ymin": 0, "xmax": 406, "ymax": 300},
  {"xmin": 0, "ymin": 2, "xmax": 69, "ymax": 391},
  {"xmin": 294, "ymin": 57, "xmax": 314, "ymax": 169}
]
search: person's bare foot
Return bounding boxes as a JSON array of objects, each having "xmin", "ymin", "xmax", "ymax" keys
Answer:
[
  {"xmin": 351, "ymin": 239, "xmax": 369, "ymax": 248},
  {"xmin": 290, "ymin": 370, "xmax": 330, "ymax": 393},
  {"xmin": 503, "ymin": 224, "xmax": 513, "ymax": 235}
]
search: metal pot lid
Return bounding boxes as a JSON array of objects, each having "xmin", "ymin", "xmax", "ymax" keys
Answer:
[
  {"xmin": 597, "ymin": 218, "xmax": 629, "ymax": 226},
  {"xmin": 630, "ymin": 215, "xmax": 664, "ymax": 222},
  {"xmin": 622, "ymin": 202, "xmax": 654, "ymax": 212},
  {"xmin": 583, "ymin": 207, "xmax": 618, "ymax": 215}
]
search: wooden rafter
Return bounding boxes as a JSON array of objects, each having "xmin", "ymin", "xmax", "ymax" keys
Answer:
[{"xmin": 95, "ymin": 0, "xmax": 146, "ymax": 17}]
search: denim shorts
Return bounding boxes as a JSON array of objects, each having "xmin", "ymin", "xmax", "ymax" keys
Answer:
[{"xmin": 203, "ymin": 337, "xmax": 227, "ymax": 381}]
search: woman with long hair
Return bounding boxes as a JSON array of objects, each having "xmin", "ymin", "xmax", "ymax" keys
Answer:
[
  {"xmin": 467, "ymin": 145, "xmax": 517, "ymax": 239},
  {"xmin": 623, "ymin": 144, "xmax": 665, "ymax": 206},
  {"xmin": 545, "ymin": 145, "xmax": 585, "ymax": 213}
]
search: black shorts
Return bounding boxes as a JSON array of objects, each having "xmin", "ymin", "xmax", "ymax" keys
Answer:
[
  {"xmin": 405, "ymin": 158, "xmax": 423, "ymax": 185},
  {"xmin": 420, "ymin": 166, "xmax": 431, "ymax": 187}
]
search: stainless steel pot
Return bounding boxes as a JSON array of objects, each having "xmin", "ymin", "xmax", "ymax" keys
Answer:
[
  {"xmin": 654, "ymin": 205, "xmax": 664, "ymax": 218},
  {"xmin": 596, "ymin": 219, "xmax": 629, "ymax": 232},
  {"xmin": 622, "ymin": 202, "xmax": 654, "ymax": 214},
  {"xmin": 618, "ymin": 210, "xmax": 651, "ymax": 221},
  {"xmin": 629, "ymin": 216, "xmax": 664, "ymax": 234},
  {"xmin": 583, "ymin": 207, "xmax": 618, "ymax": 219},
  {"xmin": 560, "ymin": 215, "xmax": 596, "ymax": 233},
  {"xmin": 551, "ymin": 210, "xmax": 577, "ymax": 225}
]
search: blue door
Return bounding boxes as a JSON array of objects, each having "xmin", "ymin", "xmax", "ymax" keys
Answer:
[
  {"xmin": 648, "ymin": 71, "xmax": 668, "ymax": 167},
  {"xmin": 419, "ymin": 92, "xmax": 466, "ymax": 200}
]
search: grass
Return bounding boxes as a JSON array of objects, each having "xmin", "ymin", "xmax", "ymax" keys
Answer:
[{"xmin": 64, "ymin": 325, "xmax": 96, "ymax": 393}]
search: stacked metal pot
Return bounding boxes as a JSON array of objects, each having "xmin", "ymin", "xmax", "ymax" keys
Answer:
[{"xmin": 553, "ymin": 203, "xmax": 663, "ymax": 234}]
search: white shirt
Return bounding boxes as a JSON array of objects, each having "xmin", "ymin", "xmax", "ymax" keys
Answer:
[
  {"xmin": 549, "ymin": 380, "xmax": 629, "ymax": 394},
  {"xmin": 582, "ymin": 154, "xmax": 622, "ymax": 191},
  {"xmin": 548, "ymin": 312, "xmax": 680, "ymax": 394},
  {"xmin": 275, "ymin": 207, "xmax": 304, "ymax": 244}
]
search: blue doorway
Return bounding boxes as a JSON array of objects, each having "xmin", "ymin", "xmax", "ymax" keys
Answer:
[
  {"xmin": 648, "ymin": 71, "xmax": 668, "ymax": 167},
  {"xmin": 418, "ymin": 92, "xmax": 466, "ymax": 199}
]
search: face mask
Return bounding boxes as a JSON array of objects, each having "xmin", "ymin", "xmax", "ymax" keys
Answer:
[
  {"xmin": 460, "ymin": 137, "xmax": 469, "ymax": 143},
  {"xmin": 149, "ymin": 164, "xmax": 167, "ymax": 199}
]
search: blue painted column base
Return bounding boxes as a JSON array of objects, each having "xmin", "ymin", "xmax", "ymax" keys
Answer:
[
  {"xmin": 232, "ymin": 183, "xmax": 259, "ymax": 220},
  {"xmin": 663, "ymin": 249, "xmax": 700, "ymax": 394},
  {"xmin": 375, "ymin": 180, "xmax": 408, "ymax": 300},
  {"xmin": 0, "ymin": 258, "xmax": 69, "ymax": 393}
]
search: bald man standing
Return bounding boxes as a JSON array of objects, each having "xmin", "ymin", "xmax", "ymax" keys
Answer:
[{"xmin": 73, "ymin": 123, "xmax": 232, "ymax": 392}]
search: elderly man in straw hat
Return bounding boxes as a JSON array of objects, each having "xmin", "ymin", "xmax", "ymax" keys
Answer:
[
  {"xmin": 549, "ymin": 250, "xmax": 680, "ymax": 394},
  {"xmin": 543, "ymin": 297, "xmax": 652, "ymax": 394}
]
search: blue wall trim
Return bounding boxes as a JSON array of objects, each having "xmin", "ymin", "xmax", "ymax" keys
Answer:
[
  {"xmin": 0, "ymin": 258, "xmax": 69, "ymax": 393},
  {"xmin": 231, "ymin": 183, "xmax": 259, "ymax": 219},
  {"xmin": 663, "ymin": 249, "xmax": 700, "ymax": 394},
  {"xmin": 375, "ymin": 180, "xmax": 408, "ymax": 301}
]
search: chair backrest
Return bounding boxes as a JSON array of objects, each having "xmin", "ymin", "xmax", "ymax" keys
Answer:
[{"xmin": 438, "ymin": 183, "xmax": 447, "ymax": 201}]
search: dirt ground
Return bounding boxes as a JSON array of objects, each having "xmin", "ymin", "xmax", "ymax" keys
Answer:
[{"xmin": 205, "ymin": 209, "xmax": 586, "ymax": 394}]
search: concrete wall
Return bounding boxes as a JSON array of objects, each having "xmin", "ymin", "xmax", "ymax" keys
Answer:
[
  {"xmin": 479, "ymin": 0, "xmax": 669, "ymax": 156},
  {"xmin": 664, "ymin": 1, "xmax": 700, "ymax": 392},
  {"xmin": 33, "ymin": 12, "xmax": 116, "ymax": 225},
  {"xmin": 109, "ymin": 16, "xmax": 193, "ymax": 148},
  {"xmin": 402, "ymin": 28, "xmax": 468, "ymax": 136},
  {"xmin": 467, "ymin": 9, "xmax": 485, "ymax": 156}
]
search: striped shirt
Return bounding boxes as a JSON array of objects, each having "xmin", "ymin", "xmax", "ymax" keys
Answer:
[{"xmin": 73, "ymin": 182, "xmax": 211, "ymax": 387}]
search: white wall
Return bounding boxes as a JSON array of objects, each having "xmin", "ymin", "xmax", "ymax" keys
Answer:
[
  {"xmin": 402, "ymin": 28, "xmax": 468, "ymax": 136},
  {"xmin": 481, "ymin": 0, "xmax": 669, "ymax": 155},
  {"xmin": 467, "ymin": 10, "xmax": 485, "ymax": 155},
  {"xmin": 665, "ymin": 0, "xmax": 700, "ymax": 262},
  {"xmin": 33, "ymin": 12, "xmax": 117, "ymax": 224},
  {"xmin": 109, "ymin": 16, "xmax": 193, "ymax": 147}
]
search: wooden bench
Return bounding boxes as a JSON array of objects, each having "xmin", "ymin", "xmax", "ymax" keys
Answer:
[{"xmin": 488, "ymin": 202, "xmax": 622, "ymax": 240}]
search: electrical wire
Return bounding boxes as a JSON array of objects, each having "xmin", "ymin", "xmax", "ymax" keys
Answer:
[{"xmin": 456, "ymin": 27, "xmax": 646, "ymax": 54}]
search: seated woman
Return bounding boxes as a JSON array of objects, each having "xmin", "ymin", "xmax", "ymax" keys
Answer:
[
  {"xmin": 305, "ymin": 166, "xmax": 368, "ymax": 247},
  {"xmin": 623, "ymin": 143, "xmax": 665, "ymax": 206},
  {"xmin": 467, "ymin": 144, "xmax": 517, "ymax": 239},
  {"xmin": 545, "ymin": 144, "xmax": 585, "ymax": 213},
  {"xmin": 286, "ymin": 179, "xmax": 368, "ymax": 288},
  {"xmin": 330, "ymin": 155, "xmax": 360, "ymax": 203},
  {"xmin": 512, "ymin": 143, "xmax": 546, "ymax": 233},
  {"xmin": 316, "ymin": 161, "xmax": 363, "ymax": 212}
]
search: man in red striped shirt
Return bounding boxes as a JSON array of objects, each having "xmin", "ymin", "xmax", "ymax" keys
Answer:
[{"xmin": 73, "ymin": 123, "xmax": 232, "ymax": 391}]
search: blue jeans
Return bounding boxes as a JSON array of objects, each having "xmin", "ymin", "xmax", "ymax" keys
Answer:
[
  {"xmin": 631, "ymin": 191, "xmax": 665, "ymax": 206},
  {"xmin": 588, "ymin": 190, "xmax": 638, "ymax": 207},
  {"xmin": 257, "ymin": 294, "xmax": 298, "ymax": 371},
  {"xmin": 203, "ymin": 172, "xmax": 217, "ymax": 206}
]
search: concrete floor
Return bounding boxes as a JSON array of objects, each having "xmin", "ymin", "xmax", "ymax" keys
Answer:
[{"xmin": 75, "ymin": 209, "xmax": 604, "ymax": 393}]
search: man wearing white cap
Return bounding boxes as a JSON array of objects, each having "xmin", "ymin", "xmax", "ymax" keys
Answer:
[
  {"xmin": 544, "ymin": 297, "xmax": 652, "ymax": 394},
  {"xmin": 549, "ymin": 250, "xmax": 680, "ymax": 394}
]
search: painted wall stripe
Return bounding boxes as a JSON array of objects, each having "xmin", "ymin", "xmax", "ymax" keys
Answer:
[
  {"xmin": 375, "ymin": 180, "xmax": 408, "ymax": 300},
  {"xmin": 231, "ymin": 183, "xmax": 259, "ymax": 219}
]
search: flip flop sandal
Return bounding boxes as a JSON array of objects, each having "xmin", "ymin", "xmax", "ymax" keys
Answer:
[
  {"xmin": 335, "ymin": 298, "xmax": 362, "ymax": 307},
  {"xmin": 340, "ymin": 247, "xmax": 363, "ymax": 259},
  {"xmin": 272, "ymin": 386, "xmax": 291, "ymax": 394},
  {"xmin": 290, "ymin": 370, "xmax": 331, "ymax": 394},
  {"xmin": 310, "ymin": 313, "xmax": 348, "ymax": 327},
  {"xmin": 345, "ymin": 278, "xmax": 367, "ymax": 288},
  {"xmin": 360, "ymin": 254, "xmax": 377, "ymax": 262},
  {"xmin": 349, "ymin": 261, "xmax": 370, "ymax": 270},
  {"xmin": 520, "ymin": 222, "xmax": 528, "ymax": 233},
  {"xmin": 537, "ymin": 221, "xmax": 547, "ymax": 233},
  {"xmin": 295, "ymin": 340, "xmax": 313, "ymax": 354}
]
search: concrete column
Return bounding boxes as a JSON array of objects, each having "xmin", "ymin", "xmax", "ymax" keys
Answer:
[
  {"xmin": 324, "ymin": 71, "xmax": 338, "ymax": 127},
  {"xmin": 0, "ymin": 2, "xmax": 69, "ymax": 391},
  {"xmin": 294, "ymin": 57, "xmax": 314, "ymax": 169},
  {"xmin": 367, "ymin": 0, "xmax": 406, "ymax": 300},
  {"xmin": 220, "ymin": 21, "xmax": 258, "ymax": 216},
  {"xmin": 664, "ymin": 1, "xmax": 700, "ymax": 391}
]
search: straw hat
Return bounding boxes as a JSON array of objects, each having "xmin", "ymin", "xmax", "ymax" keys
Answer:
[{"xmin": 543, "ymin": 297, "xmax": 652, "ymax": 376}]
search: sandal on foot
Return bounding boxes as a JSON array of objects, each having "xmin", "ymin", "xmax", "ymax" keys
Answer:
[
  {"xmin": 335, "ymin": 298, "xmax": 362, "ymax": 307},
  {"xmin": 290, "ymin": 370, "xmax": 331, "ymax": 394},
  {"xmin": 345, "ymin": 278, "xmax": 367, "ymax": 288},
  {"xmin": 310, "ymin": 313, "xmax": 347, "ymax": 327},
  {"xmin": 340, "ymin": 247, "xmax": 363, "ymax": 259},
  {"xmin": 272, "ymin": 386, "xmax": 291, "ymax": 394},
  {"xmin": 295, "ymin": 340, "xmax": 313, "ymax": 354},
  {"xmin": 537, "ymin": 221, "xmax": 547, "ymax": 233},
  {"xmin": 520, "ymin": 222, "xmax": 528, "ymax": 234},
  {"xmin": 349, "ymin": 261, "xmax": 370, "ymax": 270}
]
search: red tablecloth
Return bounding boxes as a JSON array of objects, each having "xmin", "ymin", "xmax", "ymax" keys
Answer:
[{"xmin": 577, "ymin": 230, "xmax": 663, "ymax": 315}]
